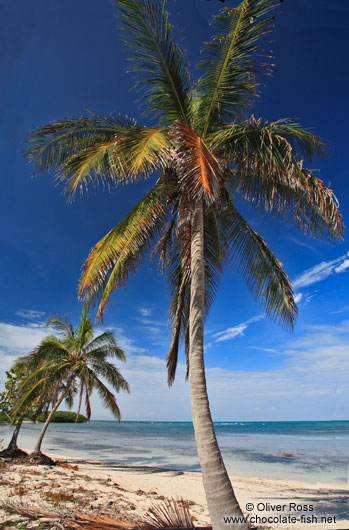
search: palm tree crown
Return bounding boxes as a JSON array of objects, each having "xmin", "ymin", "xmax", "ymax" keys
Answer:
[{"xmin": 16, "ymin": 307, "xmax": 129, "ymax": 422}]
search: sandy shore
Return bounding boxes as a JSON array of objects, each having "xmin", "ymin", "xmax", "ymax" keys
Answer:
[{"xmin": 0, "ymin": 449, "xmax": 347, "ymax": 529}]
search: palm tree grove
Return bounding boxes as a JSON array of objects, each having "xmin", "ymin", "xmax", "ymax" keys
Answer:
[{"xmin": 0, "ymin": 1, "xmax": 346, "ymax": 529}]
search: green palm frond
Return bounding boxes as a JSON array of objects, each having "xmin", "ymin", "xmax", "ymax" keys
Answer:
[
  {"xmin": 25, "ymin": 111, "xmax": 136, "ymax": 175},
  {"xmin": 19, "ymin": 337, "xmax": 70, "ymax": 369},
  {"xmin": 213, "ymin": 118, "xmax": 343, "ymax": 240},
  {"xmin": 13, "ymin": 362, "xmax": 72, "ymax": 418},
  {"xmin": 88, "ymin": 369, "xmax": 122, "ymax": 420},
  {"xmin": 90, "ymin": 359, "xmax": 130, "ymax": 393},
  {"xmin": 116, "ymin": 126, "xmax": 171, "ymax": 179},
  {"xmin": 220, "ymin": 201, "xmax": 297, "ymax": 329},
  {"xmin": 46, "ymin": 316, "xmax": 74, "ymax": 338},
  {"xmin": 85, "ymin": 332, "xmax": 126, "ymax": 361},
  {"xmin": 115, "ymin": 0, "xmax": 191, "ymax": 125},
  {"xmin": 79, "ymin": 182, "xmax": 169, "ymax": 319},
  {"xmin": 76, "ymin": 307, "xmax": 94, "ymax": 349},
  {"xmin": 208, "ymin": 117, "xmax": 327, "ymax": 159},
  {"xmin": 195, "ymin": 0, "xmax": 277, "ymax": 137},
  {"xmin": 59, "ymin": 139, "xmax": 125, "ymax": 201}
]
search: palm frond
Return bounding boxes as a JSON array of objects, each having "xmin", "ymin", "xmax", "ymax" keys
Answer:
[
  {"xmin": 116, "ymin": 126, "xmax": 171, "ymax": 178},
  {"xmin": 170, "ymin": 122, "xmax": 222, "ymax": 205},
  {"xmin": 208, "ymin": 117, "xmax": 327, "ymax": 159},
  {"xmin": 76, "ymin": 308, "xmax": 94, "ymax": 349},
  {"xmin": 215, "ymin": 118, "xmax": 343, "ymax": 240},
  {"xmin": 12, "ymin": 363, "xmax": 72, "ymax": 419},
  {"xmin": 115, "ymin": 0, "xmax": 191, "ymax": 125},
  {"xmin": 19, "ymin": 337, "xmax": 70, "ymax": 369},
  {"xmin": 88, "ymin": 370, "xmax": 122, "ymax": 420},
  {"xmin": 195, "ymin": 0, "xmax": 277, "ymax": 137},
  {"xmin": 79, "ymin": 182, "xmax": 168, "ymax": 319},
  {"xmin": 220, "ymin": 201, "xmax": 297, "ymax": 329},
  {"xmin": 46, "ymin": 316, "xmax": 74, "ymax": 338},
  {"xmin": 90, "ymin": 360, "xmax": 130, "ymax": 393},
  {"xmin": 85, "ymin": 332, "xmax": 126, "ymax": 361},
  {"xmin": 166, "ymin": 210, "xmax": 224, "ymax": 385},
  {"xmin": 144, "ymin": 498, "xmax": 194, "ymax": 529},
  {"xmin": 59, "ymin": 139, "xmax": 124, "ymax": 201},
  {"xmin": 25, "ymin": 111, "xmax": 135, "ymax": 176}
]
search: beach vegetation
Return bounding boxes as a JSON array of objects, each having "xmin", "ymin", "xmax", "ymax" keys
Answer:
[
  {"xmin": 43, "ymin": 490, "xmax": 76, "ymax": 504},
  {"xmin": 13, "ymin": 306, "xmax": 129, "ymax": 459},
  {"xmin": 34, "ymin": 410, "xmax": 87, "ymax": 423},
  {"xmin": 24, "ymin": 0, "xmax": 343, "ymax": 527},
  {"xmin": 0, "ymin": 365, "xmax": 44, "ymax": 458}
]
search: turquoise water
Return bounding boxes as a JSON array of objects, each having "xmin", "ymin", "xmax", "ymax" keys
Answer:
[{"xmin": 1, "ymin": 420, "xmax": 348, "ymax": 485}]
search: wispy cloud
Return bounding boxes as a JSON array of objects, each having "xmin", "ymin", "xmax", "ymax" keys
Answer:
[
  {"xmin": 2, "ymin": 319, "xmax": 347, "ymax": 420},
  {"xmin": 293, "ymin": 251, "xmax": 349, "ymax": 288},
  {"xmin": 139, "ymin": 307, "xmax": 152, "ymax": 317},
  {"xmin": 287, "ymin": 236, "xmax": 319, "ymax": 252},
  {"xmin": 95, "ymin": 320, "xmax": 349, "ymax": 420},
  {"xmin": 213, "ymin": 315, "xmax": 264, "ymax": 343},
  {"xmin": 250, "ymin": 346, "xmax": 277, "ymax": 353},
  {"xmin": 332, "ymin": 305, "xmax": 349, "ymax": 315},
  {"xmin": 16, "ymin": 309, "xmax": 46, "ymax": 320},
  {"xmin": 335, "ymin": 259, "xmax": 349, "ymax": 274}
]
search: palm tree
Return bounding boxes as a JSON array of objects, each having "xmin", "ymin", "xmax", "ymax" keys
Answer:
[
  {"xmin": 24, "ymin": 0, "xmax": 343, "ymax": 527},
  {"xmin": 0, "ymin": 365, "xmax": 30, "ymax": 457},
  {"xmin": 15, "ymin": 307, "xmax": 129, "ymax": 456}
]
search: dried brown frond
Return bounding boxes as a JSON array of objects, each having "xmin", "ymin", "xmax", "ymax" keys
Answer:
[
  {"xmin": 142, "ymin": 498, "xmax": 194, "ymax": 529},
  {"xmin": 0, "ymin": 501, "xmax": 136, "ymax": 530},
  {"xmin": 170, "ymin": 122, "xmax": 222, "ymax": 206}
]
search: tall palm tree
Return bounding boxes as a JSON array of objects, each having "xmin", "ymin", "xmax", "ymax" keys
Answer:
[
  {"xmin": 15, "ymin": 307, "xmax": 129, "ymax": 456},
  {"xmin": 25, "ymin": 0, "xmax": 343, "ymax": 527}
]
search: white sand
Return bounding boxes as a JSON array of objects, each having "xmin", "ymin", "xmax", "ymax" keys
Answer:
[{"xmin": 0, "ymin": 449, "xmax": 347, "ymax": 529}]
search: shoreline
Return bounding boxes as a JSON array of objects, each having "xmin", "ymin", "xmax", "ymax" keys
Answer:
[{"xmin": 1, "ymin": 447, "xmax": 348, "ymax": 529}]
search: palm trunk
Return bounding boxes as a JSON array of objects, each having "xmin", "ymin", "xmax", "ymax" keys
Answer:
[
  {"xmin": 189, "ymin": 202, "xmax": 248, "ymax": 530},
  {"xmin": 33, "ymin": 378, "xmax": 73, "ymax": 454},
  {"xmin": 75, "ymin": 384, "xmax": 84, "ymax": 423},
  {"xmin": 7, "ymin": 414, "xmax": 25, "ymax": 451}
]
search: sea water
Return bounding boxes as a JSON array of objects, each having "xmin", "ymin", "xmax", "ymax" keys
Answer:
[{"xmin": 1, "ymin": 420, "xmax": 348, "ymax": 485}]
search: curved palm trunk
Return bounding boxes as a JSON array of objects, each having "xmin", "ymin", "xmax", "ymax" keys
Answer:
[
  {"xmin": 75, "ymin": 384, "xmax": 84, "ymax": 423},
  {"xmin": 7, "ymin": 414, "xmax": 25, "ymax": 451},
  {"xmin": 189, "ymin": 202, "xmax": 248, "ymax": 530},
  {"xmin": 33, "ymin": 378, "xmax": 73, "ymax": 454}
]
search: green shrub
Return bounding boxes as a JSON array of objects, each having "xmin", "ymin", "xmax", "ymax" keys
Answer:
[
  {"xmin": 36, "ymin": 411, "xmax": 87, "ymax": 423},
  {"xmin": 0, "ymin": 411, "xmax": 8, "ymax": 423}
]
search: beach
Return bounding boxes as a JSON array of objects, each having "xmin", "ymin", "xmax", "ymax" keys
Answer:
[
  {"xmin": 0, "ymin": 451, "xmax": 348, "ymax": 529},
  {"xmin": 0, "ymin": 421, "xmax": 348, "ymax": 528}
]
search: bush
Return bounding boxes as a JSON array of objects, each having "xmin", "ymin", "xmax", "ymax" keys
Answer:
[
  {"xmin": 36, "ymin": 411, "xmax": 87, "ymax": 423},
  {"xmin": 0, "ymin": 411, "xmax": 8, "ymax": 423}
]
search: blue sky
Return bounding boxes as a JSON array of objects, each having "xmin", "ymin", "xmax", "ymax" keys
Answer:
[{"xmin": 0, "ymin": 0, "xmax": 348, "ymax": 421}]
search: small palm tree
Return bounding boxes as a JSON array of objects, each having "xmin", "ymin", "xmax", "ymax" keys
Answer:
[
  {"xmin": 15, "ymin": 307, "xmax": 129, "ymax": 456},
  {"xmin": 25, "ymin": 0, "xmax": 343, "ymax": 527}
]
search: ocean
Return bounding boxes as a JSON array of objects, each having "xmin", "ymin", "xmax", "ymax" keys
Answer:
[{"xmin": 1, "ymin": 420, "xmax": 348, "ymax": 485}]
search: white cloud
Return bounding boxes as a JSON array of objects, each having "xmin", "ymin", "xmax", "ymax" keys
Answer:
[
  {"xmin": 15, "ymin": 309, "xmax": 46, "ymax": 320},
  {"xmin": 334, "ymin": 259, "xmax": 349, "ymax": 274},
  {"xmin": 250, "ymin": 346, "xmax": 277, "ymax": 353},
  {"xmin": 1, "ymin": 319, "xmax": 348, "ymax": 421},
  {"xmin": 294, "ymin": 293, "xmax": 303, "ymax": 304},
  {"xmin": 102, "ymin": 320, "xmax": 349, "ymax": 421},
  {"xmin": 293, "ymin": 251, "xmax": 349, "ymax": 288},
  {"xmin": 213, "ymin": 315, "xmax": 264, "ymax": 343},
  {"xmin": 332, "ymin": 305, "xmax": 349, "ymax": 314},
  {"xmin": 139, "ymin": 307, "xmax": 152, "ymax": 317},
  {"xmin": 0, "ymin": 322, "xmax": 50, "ymax": 383}
]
